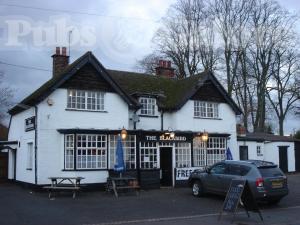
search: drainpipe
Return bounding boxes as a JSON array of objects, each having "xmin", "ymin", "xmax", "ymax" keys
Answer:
[
  {"xmin": 133, "ymin": 110, "xmax": 138, "ymax": 130},
  {"xmin": 160, "ymin": 110, "xmax": 164, "ymax": 131},
  {"xmin": 34, "ymin": 105, "xmax": 38, "ymax": 185}
]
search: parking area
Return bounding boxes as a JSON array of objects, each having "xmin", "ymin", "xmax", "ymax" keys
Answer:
[{"xmin": 1, "ymin": 174, "xmax": 300, "ymax": 225}]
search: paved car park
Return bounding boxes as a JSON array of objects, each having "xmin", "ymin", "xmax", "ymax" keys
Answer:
[{"xmin": 1, "ymin": 174, "xmax": 300, "ymax": 225}]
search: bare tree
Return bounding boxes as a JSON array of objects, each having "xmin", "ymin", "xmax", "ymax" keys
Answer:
[
  {"xmin": 266, "ymin": 47, "xmax": 300, "ymax": 135},
  {"xmin": 247, "ymin": 0, "xmax": 297, "ymax": 132},
  {"xmin": 135, "ymin": 53, "xmax": 162, "ymax": 75},
  {"xmin": 212, "ymin": 0, "xmax": 254, "ymax": 97},
  {"xmin": 0, "ymin": 72, "xmax": 14, "ymax": 122},
  {"xmin": 152, "ymin": 0, "xmax": 218, "ymax": 78}
]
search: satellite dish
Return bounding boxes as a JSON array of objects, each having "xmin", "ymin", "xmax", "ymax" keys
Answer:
[{"xmin": 132, "ymin": 114, "xmax": 140, "ymax": 122}]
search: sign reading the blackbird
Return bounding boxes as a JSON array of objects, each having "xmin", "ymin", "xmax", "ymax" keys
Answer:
[{"xmin": 219, "ymin": 179, "xmax": 263, "ymax": 221}]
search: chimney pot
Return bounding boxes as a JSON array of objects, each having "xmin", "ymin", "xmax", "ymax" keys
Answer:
[
  {"xmin": 62, "ymin": 47, "xmax": 67, "ymax": 56},
  {"xmin": 155, "ymin": 59, "xmax": 175, "ymax": 78},
  {"xmin": 56, "ymin": 47, "xmax": 60, "ymax": 55}
]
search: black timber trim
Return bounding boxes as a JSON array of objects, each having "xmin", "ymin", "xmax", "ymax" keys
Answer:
[
  {"xmin": 9, "ymin": 52, "xmax": 138, "ymax": 115},
  {"xmin": 207, "ymin": 72, "xmax": 242, "ymax": 115},
  {"xmin": 57, "ymin": 128, "xmax": 231, "ymax": 139},
  {"xmin": 0, "ymin": 141, "xmax": 18, "ymax": 145},
  {"xmin": 171, "ymin": 71, "xmax": 242, "ymax": 115},
  {"xmin": 237, "ymin": 136, "xmax": 294, "ymax": 143}
]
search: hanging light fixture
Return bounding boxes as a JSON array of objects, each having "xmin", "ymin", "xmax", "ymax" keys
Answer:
[
  {"xmin": 201, "ymin": 130, "xmax": 209, "ymax": 142},
  {"xmin": 121, "ymin": 127, "xmax": 127, "ymax": 140}
]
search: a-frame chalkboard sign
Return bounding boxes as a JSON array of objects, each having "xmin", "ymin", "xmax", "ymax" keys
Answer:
[{"xmin": 218, "ymin": 179, "xmax": 263, "ymax": 222}]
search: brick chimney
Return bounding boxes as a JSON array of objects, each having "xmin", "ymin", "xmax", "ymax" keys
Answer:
[
  {"xmin": 52, "ymin": 47, "xmax": 69, "ymax": 77},
  {"xmin": 155, "ymin": 60, "xmax": 175, "ymax": 78},
  {"xmin": 236, "ymin": 124, "xmax": 246, "ymax": 136}
]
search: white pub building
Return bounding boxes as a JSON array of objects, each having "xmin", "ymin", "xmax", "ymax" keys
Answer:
[{"xmin": 4, "ymin": 47, "xmax": 242, "ymax": 188}]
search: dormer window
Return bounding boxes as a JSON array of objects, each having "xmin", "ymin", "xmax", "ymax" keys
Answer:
[
  {"xmin": 67, "ymin": 90, "xmax": 105, "ymax": 111},
  {"xmin": 194, "ymin": 101, "xmax": 219, "ymax": 118},
  {"xmin": 139, "ymin": 97, "xmax": 156, "ymax": 116}
]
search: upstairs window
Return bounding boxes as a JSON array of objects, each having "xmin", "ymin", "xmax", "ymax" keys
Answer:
[
  {"xmin": 194, "ymin": 101, "xmax": 219, "ymax": 118},
  {"xmin": 67, "ymin": 90, "xmax": 105, "ymax": 111},
  {"xmin": 139, "ymin": 97, "xmax": 156, "ymax": 116}
]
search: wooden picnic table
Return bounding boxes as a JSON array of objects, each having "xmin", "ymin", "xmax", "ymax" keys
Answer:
[
  {"xmin": 43, "ymin": 176, "xmax": 85, "ymax": 199},
  {"xmin": 106, "ymin": 176, "xmax": 140, "ymax": 198}
]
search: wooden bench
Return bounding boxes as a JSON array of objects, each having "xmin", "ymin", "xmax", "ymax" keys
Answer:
[
  {"xmin": 107, "ymin": 177, "xmax": 140, "ymax": 197},
  {"xmin": 43, "ymin": 186, "xmax": 81, "ymax": 199}
]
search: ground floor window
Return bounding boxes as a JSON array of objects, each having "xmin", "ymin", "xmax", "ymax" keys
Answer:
[
  {"xmin": 65, "ymin": 135, "xmax": 74, "ymax": 169},
  {"xmin": 64, "ymin": 134, "xmax": 107, "ymax": 170},
  {"xmin": 140, "ymin": 142, "xmax": 158, "ymax": 169},
  {"xmin": 77, "ymin": 134, "xmax": 107, "ymax": 169},
  {"xmin": 109, "ymin": 135, "xmax": 136, "ymax": 169},
  {"xmin": 175, "ymin": 143, "xmax": 191, "ymax": 168},
  {"xmin": 26, "ymin": 142, "xmax": 33, "ymax": 170},
  {"xmin": 193, "ymin": 137, "xmax": 226, "ymax": 166}
]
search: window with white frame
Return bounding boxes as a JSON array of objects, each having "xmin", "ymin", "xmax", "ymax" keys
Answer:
[
  {"xmin": 257, "ymin": 146, "xmax": 263, "ymax": 156},
  {"xmin": 193, "ymin": 137, "xmax": 226, "ymax": 166},
  {"xmin": 26, "ymin": 142, "xmax": 33, "ymax": 170},
  {"xmin": 194, "ymin": 101, "xmax": 219, "ymax": 118},
  {"xmin": 65, "ymin": 135, "xmax": 74, "ymax": 169},
  {"xmin": 76, "ymin": 134, "xmax": 107, "ymax": 169},
  {"xmin": 175, "ymin": 143, "xmax": 191, "ymax": 168},
  {"xmin": 109, "ymin": 135, "xmax": 136, "ymax": 169},
  {"xmin": 67, "ymin": 90, "xmax": 105, "ymax": 111},
  {"xmin": 139, "ymin": 97, "xmax": 156, "ymax": 116},
  {"xmin": 140, "ymin": 142, "xmax": 158, "ymax": 169}
]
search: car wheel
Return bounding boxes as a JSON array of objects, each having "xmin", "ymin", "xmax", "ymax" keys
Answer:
[{"xmin": 192, "ymin": 180, "xmax": 204, "ymax": 197}]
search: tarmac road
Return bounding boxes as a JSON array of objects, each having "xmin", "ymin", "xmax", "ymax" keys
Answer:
[{"xmin": 1, "ymin": 173, "xmax": 300, "ymax": 225}]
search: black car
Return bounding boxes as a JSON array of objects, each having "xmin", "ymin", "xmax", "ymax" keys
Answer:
[{"xmin": 188, "ymin": 160, "xmax": 288, "ymax": 204}]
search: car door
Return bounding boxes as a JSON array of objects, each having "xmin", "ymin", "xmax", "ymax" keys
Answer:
[
  {"xmin": 204, "ymin": 163, "xmax": 227, "ymax": 194},
  {"xmin": 221, "ymin": 164, "xmax": 244, "ymax": 194}
]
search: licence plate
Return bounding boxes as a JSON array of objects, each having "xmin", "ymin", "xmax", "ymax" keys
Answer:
[{"xmin": 272, "ymin": 180, "xmax": 283, "ymax": 188}]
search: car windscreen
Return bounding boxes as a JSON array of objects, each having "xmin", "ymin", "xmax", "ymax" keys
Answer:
[{"xmin": 258, "ymin": 167, "xmax": 284, "ymax": 177}]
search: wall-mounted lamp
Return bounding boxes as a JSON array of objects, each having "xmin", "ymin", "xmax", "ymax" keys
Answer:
[
  {"xmin": 121, "ymin": 127, "xmax": 127, "ymax": 140},
  {"xmin": 201, "ymin": 130, "xmax": 209, "ymax": 142},
  {"xmin": 165, "ymin": 127, "xmax": 175, "ymax": 139}
]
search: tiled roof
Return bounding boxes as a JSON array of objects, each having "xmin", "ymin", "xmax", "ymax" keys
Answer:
[
  {"xmin": 108, "ymin": 70, "xmax": 210, "ymax": 110},
  {"xmin": 9, "ymin": 52, "xmax": 242, "ymax": 115},
  {"xmin": 237, "ymin": 132, "xmax": 297, "ymax": 142}
]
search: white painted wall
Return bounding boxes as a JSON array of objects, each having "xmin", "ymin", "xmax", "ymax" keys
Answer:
[
  {"xmin": 39, "ymin": 89, "xmax": 129, "ymax": 130},
  {"xmin": 264, "ymin": 142, "xmax": 295, "ymax": 172},
  {"xmin": 36, "ymin": 89, "xmax": 130, "ymax": 184},
  {"xmin": 8, "ymin": 108, "xmax": 36, "ymax": 183},
  {"xmin": 237, "ymin": 140, "xmax": 295, "ymax": 172},
  {"xmin": 165, "ymin": 101, "xmax": 238, "ymax": 159},
  {"xmin": 8, "ymin": 88, "xmax": 240, "ymax": 185}
]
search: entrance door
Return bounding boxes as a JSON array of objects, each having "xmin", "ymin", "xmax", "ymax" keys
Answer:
[
  {"xmin": 239, "ymin": 146, "xmax": 248, "ymax": 160},
  {"xmin": 279, "ymin": 146, "xmax": 288, "ymax": 173},
  {"xmin": 0, "ymin": 152, "xmax": 8, "ymax": 182},
  {"xmin": 160, "ymin": 147, "xmax": 172, "ymax": 186}
]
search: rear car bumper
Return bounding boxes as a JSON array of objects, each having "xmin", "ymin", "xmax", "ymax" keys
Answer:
[{"xmin": 255, "ymin": 188, "xmax": 289, "ymax": 201}]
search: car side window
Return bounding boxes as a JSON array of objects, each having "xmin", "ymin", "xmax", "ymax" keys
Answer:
[
  {"xmin": 228, "ymin": 164, "xmax": 251, "ymax": 176},
  {"xmin": 210, "ymin": 163, "xmax": 227, "ymax": 175}
]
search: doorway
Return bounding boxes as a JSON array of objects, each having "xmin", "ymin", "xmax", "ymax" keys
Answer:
[
  {"xmin": 239, "ymin": 146, "xmax": 249, "ymax": 160},
  {"xmin": 160, "ymin": 147, "xmax": 172, "ymax": 186},
  {"xmin": 0, "ymin": 152, "xmax": 8, "ymax": 182},
  {"xmin": 278, "ymin": 146, "xmax": 288, "ymax": 173}
]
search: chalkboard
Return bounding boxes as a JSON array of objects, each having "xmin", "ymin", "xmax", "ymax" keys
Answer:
[
  {"xmin": 222, "ymin": 179, "xmax": 246, "ymax": 213},
  {"xmin": 219, "ymin": 179, "xmax": 263, "ymax": 221}
]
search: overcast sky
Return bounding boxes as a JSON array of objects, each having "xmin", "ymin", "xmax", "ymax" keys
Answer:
[{"xmin": 0, "ymin": 0, "xmax": 299, "ymax": 134}]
